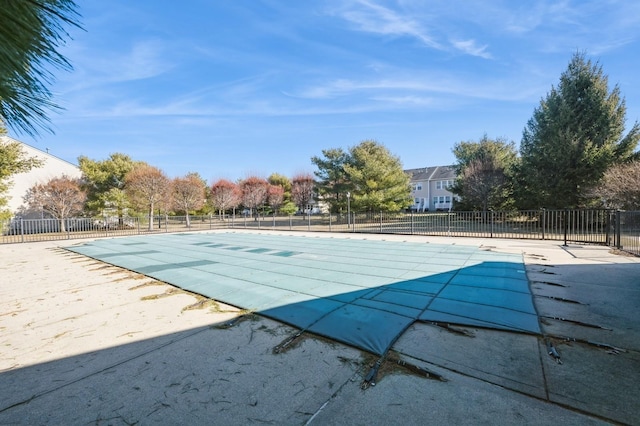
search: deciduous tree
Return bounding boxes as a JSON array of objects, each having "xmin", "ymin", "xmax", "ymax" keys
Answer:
[
  {"xmin": 452, "ymin": 135, "xmax": 517, "ymax": 210},
  {"xmin": 210, "ymin": 179, "xmax": 241, "ymax": 219},
  {"xmin": 24, "ymin": 175, "xmax": 85, "ymax": 232},
  {"xmin": 518, "ymin": 52, "xmax": 640, "ymax": 208},
  {"xmin": 291, "ymin": 173, "xmax": 315, "ymax": 214},
  {"xmin": 458, "ymin": 157, "xmax": 509, "ymax": 211},
  {"xmin": 125, "ymin": 164, "xmax": 170, "ymax": 230},
  {"xmin": 171, "ymin": 173, "xmax": 206, "ymax": 227},
  {"xmin": 0, "ymin": 0, "xmax": 81, "ymax": 135},
  {"xmin": 267, "ymin": 185, "xmax": 284, "ymax": 214},
  {"xmin": 239, "ymin": 176, "xmax": 268, "ymax": 219},
  {"xmin": 593, "ymin": 161, "xmax": 640, "ymax": 209}
]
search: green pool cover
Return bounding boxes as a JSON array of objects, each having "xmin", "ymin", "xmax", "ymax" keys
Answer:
[{"xmin": 67, "ymin": 232, "xmax": 540, "ymax": 355}]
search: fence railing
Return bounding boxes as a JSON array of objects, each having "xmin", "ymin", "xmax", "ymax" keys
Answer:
[
  {"xmin": 615, "ymin": 211, "xmax": 640, "ymax": 256},
  {"xmin": 2, "ymin": 210, "xmax": 639, "ymax": 256}
]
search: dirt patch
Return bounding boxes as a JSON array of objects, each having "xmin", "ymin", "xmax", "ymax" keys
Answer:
[
  {"xmin": 360, "ymin": 352, "xmax": 447, "ymax": 388},
  {"xmin": 140, "ymin": 287, "xmax": 187, "ymax": 301},
  {"xmin": 128, "ymin": 280, "xmax": 166, "ymax": 290},
  {"xmin": 182, "ymin": 297, "xmax": 240, "ymax": 314},
  {"xmin": 214, "ymin": 312, "xmax": 260, "ymax": 329},
  {"xmin": 609, "ymin": 248, "xmax": 639, "ymax": 257}
]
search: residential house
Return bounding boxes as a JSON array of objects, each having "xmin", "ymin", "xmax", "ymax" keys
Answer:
[
  {"xmin": 1, "ymin": 136, "xmax": 82, "ymax": 218},
  {"xmin": 405, "ymin": 166, "xmax": 458, "ymax": 211}
]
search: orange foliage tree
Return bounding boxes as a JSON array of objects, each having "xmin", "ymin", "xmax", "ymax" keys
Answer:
[
  {"xmin": 24, "ymin": 175, "xmax": 86, "ymax": 232},
  {"xmin": 171, "ymin": 173, "xmax": 206, "ymax": 227},
  {"xmin": 125, "ymin": 164, "xmax": 170, "ymax": 230}
]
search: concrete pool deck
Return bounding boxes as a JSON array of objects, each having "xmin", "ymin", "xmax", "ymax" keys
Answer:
[{"xmin": 1, "ymin": 230, "xmax": 639, "ymax": 425}]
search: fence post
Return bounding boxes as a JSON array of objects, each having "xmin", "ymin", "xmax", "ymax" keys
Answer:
[
  {"xmin": 66, "ymin": 218, "xmax": 70, "ymax": 239},
  {"xmin": 490, "ymin": 211, "xmax": 494, "ymax": 238},
  {"xmin": 329, "ymin": 213, "xmax": 332, "ymax": 232},
  {"xmin": 380, "ymin": 212, "xmax": 383, "ymax": 233},
  {"xmin": 20, "ymin": 218, "xmax": 24, "ymax": 243},
  {"xmin": 616, "ymin": 210, "xmax": 622, "ymax": 249},
  {"xmin": 563, "ymin": 209, "xmax": 568, "ymax": 246},
  {"xmin": 411, "ymin": 211, "xmax": 414, "ymax": 235},
  {"xmin": 541, "ymin": 208, "xmax": 546, "ymax": 240}
]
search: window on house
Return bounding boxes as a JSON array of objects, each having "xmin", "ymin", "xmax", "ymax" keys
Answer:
[
  {"xmin": 445, "ymin": 196, "xmax": 451, "ymax": 203},
  {"xmin": 439, "ymin": 196, "xmax": 445, "ymax": 203},
  {"xmin": 414, "ymin": 198, "xmax": 420, "ymax": 204},
  {"xmin": 436, "ymin": 181, "xmax": 442, "ymax": 189},
  {"xmin": 417, "ymin": 184, "xmax": 422, "ymax": 190},
  {"xmin": 433, "ymin": 196, "xmax": 438, "ymax": 205}
]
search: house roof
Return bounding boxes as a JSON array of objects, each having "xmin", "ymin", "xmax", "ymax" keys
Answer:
[{"xmin": 405, "ymin": 165, "xmax": 456, "ymax": 182}]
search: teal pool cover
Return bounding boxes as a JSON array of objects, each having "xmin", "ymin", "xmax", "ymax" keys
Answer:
[{"xmin": 67, "ymin": 232, "xmax": 540, "ymax": 355}]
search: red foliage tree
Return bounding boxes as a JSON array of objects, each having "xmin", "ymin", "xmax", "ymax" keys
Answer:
[
  {"xmin": 239, "ymin": 176, "xmax": 268, "ymax": 219},
  {"xmin": 267, "ymin": 184, "xmax": 284, "ymax": 214},
  {"xmin": 291, "ymin": 173, "xmax": 315, "ymax": 214},
  {"xmin": 210, "ymin": 179, "xmax": 241, "ymax": 219}
]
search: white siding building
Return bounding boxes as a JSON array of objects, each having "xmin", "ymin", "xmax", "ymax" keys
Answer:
[
  {"xmin": 406, "ymin": 166, "xmax": 458, "ymax": 211},
  {"xmin": 1, "ymin": 136, "xmax": 82, "ymax": 217}
]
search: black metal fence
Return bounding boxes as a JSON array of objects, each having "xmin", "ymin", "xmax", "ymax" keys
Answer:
[
  {"xmin": 615, "ymin": 211, "xmax": 640, "ymax": 256},
  {"xmin": 2, "ymin": 209, "xmax": 639, "ymax": 256}
]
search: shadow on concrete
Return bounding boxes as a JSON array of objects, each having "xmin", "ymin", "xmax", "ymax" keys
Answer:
[
  {"xmin": 1, "ymin": 255, "xmax": 639, "ymax": 424},
  {"xmin": 0, "ymin": 316, "xmax": 363, "ymax": 425}
]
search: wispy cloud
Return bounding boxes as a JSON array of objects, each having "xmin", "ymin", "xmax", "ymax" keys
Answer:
[
  {"xmin": 57, "ymin": 39, "xmax": 174, "ymax": 95},
  {"xmin": 334, "ymin": 0, "xmax": 442, "ymax": 49},
  {"xmin": 115, "ymin": 40, "xmax": 173, "ymax": 82},
  {"xmin": 290, "ymin": 72, "xmax": 537, "ymax": 103},
  {"xmin": 369, "ymin": 95, "xmax": 434, "ymax": 106},
  {"xmin": 496, "ymin": 0, "xmax": 640, "ymax": 55},
  {"xmin": 450, "ymin": 39, "xmax": 492, "ymax": 59},
  {"xmin": 328, "ymin": 0, "xmax": 500, "ymax": 58}
]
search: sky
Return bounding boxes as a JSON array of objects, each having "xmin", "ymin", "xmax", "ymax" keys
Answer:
[{"xmin": 15, "ymin": 0, "xmax": 640, "ymax": 182}]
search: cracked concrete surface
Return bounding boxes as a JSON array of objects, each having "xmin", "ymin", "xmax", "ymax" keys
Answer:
[{"xmin": 1, "ymin": 231, "xmax": 638, "ymax": 425}]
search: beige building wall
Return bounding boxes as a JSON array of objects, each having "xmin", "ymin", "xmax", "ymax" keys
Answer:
[{"xmin": 2, "ymin": 136, "xmax": 82, "ymax": 216}]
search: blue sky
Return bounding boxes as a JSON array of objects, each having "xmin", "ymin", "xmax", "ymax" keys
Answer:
[{"xmin": 17, "ymin": 0, "xmax": 640, "ymax": 182}]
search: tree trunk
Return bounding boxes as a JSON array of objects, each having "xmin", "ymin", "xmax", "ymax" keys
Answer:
[{"xmin": 148, "ymin": 203, "xmax": 154, "ymax": 231}]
